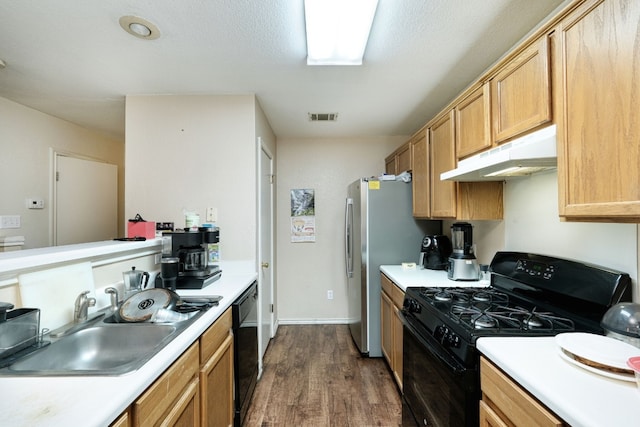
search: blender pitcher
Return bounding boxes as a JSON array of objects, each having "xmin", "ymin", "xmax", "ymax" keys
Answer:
[{"xmin": 123, "ymin": 266, "xmax": 150, "ymax": 297}]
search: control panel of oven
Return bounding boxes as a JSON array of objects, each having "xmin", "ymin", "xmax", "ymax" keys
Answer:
[
  {"xmin": 434, "ymin": 325, "xmax": 461, "ymax": 348},
  {"xmin": 515, "ymin": 259, "xmax": 555, "ymax": 280}
]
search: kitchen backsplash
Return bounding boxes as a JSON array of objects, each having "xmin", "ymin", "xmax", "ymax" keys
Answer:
[{"xmin": 446, "ymin": 170, "xmax": 638, "ymax": 299}]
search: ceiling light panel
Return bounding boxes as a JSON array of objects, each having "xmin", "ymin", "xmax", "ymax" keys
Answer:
[{"xmin": 304, "ymin": 0, "xmax": 378, "ymax": 66}]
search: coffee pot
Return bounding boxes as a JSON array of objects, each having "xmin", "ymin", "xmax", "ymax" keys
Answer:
[{"xmin": 122, "ymin": 266, "xmax": 150, "ymax": 296}]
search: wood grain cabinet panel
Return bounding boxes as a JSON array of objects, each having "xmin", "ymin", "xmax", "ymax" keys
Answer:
[
  {"xmin": 380, "ymin": 273, "xmax": 404, "ymax": 391},
  {"xmin": 133, "ymin": 343, "xmax": 200, "ymax": 427},
  {"xmin": 491, "ymin": 35, "xmax": 552, "ymax": 144},
  {"xmin": 480, "ymin": 357, "xmax": 565, "ymax": 427},
  {"xmin": 429, "ymin": 110, "xmax": 457, "ymax": 218},
  {"xmin": 410, "ymin": 129, "xmax": 430, "ymax": 218},
  {"xmin": 200, "ymin": 307, "xmax": 234, "ymax": 427},
  {"xmin": 554, "ymin": 0, "xmax": 640, "ymax": 220},
  {"xmin": 455, "ymin": 83, "xmax": 492, "ymax": 159}
]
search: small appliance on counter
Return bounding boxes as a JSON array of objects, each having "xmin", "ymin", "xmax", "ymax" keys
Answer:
[
  {"xmin": 158, "ymin": 228, "xmax": 222, "ymax": 289},
  {"xmin": 419, "ymin": 235, "xmax": 452, "ymax": 270},
  {"xmin": 447, "ymin": 222, "xmax": 479, "ymax": 281}
]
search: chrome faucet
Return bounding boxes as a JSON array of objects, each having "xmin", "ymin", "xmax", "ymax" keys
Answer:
[
  {"xmin": 104, "ymin": 287, "xmax": 119, "ymax": 311},
  {"xmin": 74, "ymin": 290, "xmax": 96, "ymax": 323}
]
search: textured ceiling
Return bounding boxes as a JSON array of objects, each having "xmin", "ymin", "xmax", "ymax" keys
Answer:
[{"xmin": 0, "ymin": 0, "xmax": 566, "ymax": 141}]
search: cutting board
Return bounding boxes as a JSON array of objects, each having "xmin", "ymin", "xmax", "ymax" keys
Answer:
[{"xmin": 18, "ymin": 262, "xmax": 96, "ymax": 332}]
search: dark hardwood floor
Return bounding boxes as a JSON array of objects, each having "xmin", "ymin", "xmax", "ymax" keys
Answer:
[{"xmin": 245, "ymin": 324, "xmax": 402, "ymax": 427}]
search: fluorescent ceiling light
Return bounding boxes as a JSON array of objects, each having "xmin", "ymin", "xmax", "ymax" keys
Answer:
[{"xmin": 304, "ymin": 0, "xmax": 378, "ymax": 66}]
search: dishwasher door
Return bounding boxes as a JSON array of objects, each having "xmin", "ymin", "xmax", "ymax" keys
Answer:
[{"xmin": 232, "ymin": 281, "xmax": 258, "ymax": 427}]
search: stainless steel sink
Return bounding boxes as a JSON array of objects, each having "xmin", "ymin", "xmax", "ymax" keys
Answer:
[{"xmin": 0, "ymin": 310, "xmax": 203, "ymax": 376}]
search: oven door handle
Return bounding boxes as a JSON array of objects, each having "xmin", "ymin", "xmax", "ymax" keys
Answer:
[{"xmin": 399, "ymin": 310, "xmax": 468, "ymax": 375}]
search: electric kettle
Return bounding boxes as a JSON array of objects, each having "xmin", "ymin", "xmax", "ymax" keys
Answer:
[{"xmin": 122, "ymin": 266, "xmax": 150, "ymax": 297}]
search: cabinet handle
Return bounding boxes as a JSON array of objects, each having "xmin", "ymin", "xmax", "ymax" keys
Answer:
[{"xmin": 261, "ymin": 262, "xmax": 269, "ymax": 269}]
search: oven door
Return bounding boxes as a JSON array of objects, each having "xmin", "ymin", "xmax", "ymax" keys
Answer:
[{"xmin": 400, "ymin": 311, "xmax": 479, "ymax": 427}]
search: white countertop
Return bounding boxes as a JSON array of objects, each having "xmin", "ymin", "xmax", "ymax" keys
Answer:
[
  {"xmin": 0, "ymin": 269, "xmax": 257, "ymax": 427},
  {"xmin": 478, "ymin": 336, "xmax": 640, "ymax": 427},
  {"xmin": 380, "ymin": 264, "xmax": 488, "ymax": 291}
]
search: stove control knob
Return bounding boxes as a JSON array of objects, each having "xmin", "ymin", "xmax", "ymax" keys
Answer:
[
  {"xmin": 448, "ymin": 334, "xmax": 461, "ymax": 348},
  {"xmin": 404, "ymin": 298, "xmax": 421, "ymax": 313}
]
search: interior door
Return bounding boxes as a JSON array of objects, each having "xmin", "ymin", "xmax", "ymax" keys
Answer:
[
  {"xmin": 54, "ymin": 154, "xmax": 117, "ymax": 245},
  {"xmin": 258, "ymin": 140, "xmax": 274, "ymax": 373}
]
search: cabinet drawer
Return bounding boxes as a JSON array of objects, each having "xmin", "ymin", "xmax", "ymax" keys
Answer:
[
  {"xmin": 381, "ymin": 273, "xmax": 405, "ymax": 308},
  {"xmin": 480, "ymin": 357, "xmax": 563, "ymax": 427},
  {"xmin": 381, "ymin": 273, "xmax": 394, "ymax": 297},
  {"xmin": 391, "ymin": 283, "xmax": 405, "ymax": 309},
  {"xmin": 133, "ymin": 342, "xmax": 200, "ymax": 427},
  {"xmin": 200, "ymin": 307, "xmax": 232, "ymax": 363}
]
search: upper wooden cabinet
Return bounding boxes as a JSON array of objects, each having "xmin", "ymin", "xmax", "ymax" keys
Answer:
[
  {"xmin": 554, "ymin": 0, "xmax": 640, "ymax": 221},
  {"xmin": 491, "ymin": 35, "xmax": 552, "ymax": 144},
  {"xmin": 410, "ymin": 129, "xmax": 430, "ymax": 218},
  {"xmin": 429, "ymin": 110, "xmax": 458, "ymax": 218},
  {"xmin": 385, "ymin": 141, "xmax": 412, "ymax": 175},
  {"xmin": 455, "ymin": 83, "xmax": 492, "ymax": 159}
]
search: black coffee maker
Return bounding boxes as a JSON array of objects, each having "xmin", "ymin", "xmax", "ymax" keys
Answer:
[
  {"xmin": 159, "ymin": 227, "xmax": 222, "ymax": 289},
  {"xmin": 419, "ymin": 235, "xmax": 452, "ymax": 270}
]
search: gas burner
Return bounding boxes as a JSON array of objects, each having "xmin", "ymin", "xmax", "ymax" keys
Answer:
[
  {"xmin": 504, "ymin": 306, "xmax": 575, "ymax": 331},
  {"xmin": 473, "ymin": 291, "xmax": 492, "ymax": 302},
  {"xmin": 524, "ymin": 315, "xmax": 544, "ymax": 328},
  {"xmin": 434, "ymin": 291, "xmax": 453, "ymax": 302},
  {"xmin": 473, "ymin": 314, "xmax": 497, "ymax": 329}
]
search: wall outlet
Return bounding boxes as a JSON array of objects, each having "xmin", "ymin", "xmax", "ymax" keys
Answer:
[
  {"xmin": 26, "ymin": 198, "xmax": 45, "ymax": 209},
  {"xmin": 327, "ymin": 290, "xmax": 334, "ymax": 300},
  {"xmin": 206, "ymin": 207, "xmax": 217, "ymax": 222},
  {"xmin": 0, "ymin": 215, "xmax": 21, "ymax": 229}
]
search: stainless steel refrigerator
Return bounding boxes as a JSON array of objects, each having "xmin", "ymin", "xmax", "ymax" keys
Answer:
[{"xmin": 345, "ymin": 178, "xmax": 441, "ymax": 357}]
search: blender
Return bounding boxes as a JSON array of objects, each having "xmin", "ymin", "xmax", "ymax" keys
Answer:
[{"xmin": 447, "ymin": 222, "xmax": 480, "ymax": 281}]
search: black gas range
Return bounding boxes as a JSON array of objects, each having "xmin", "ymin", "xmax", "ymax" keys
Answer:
[{"xmin": 400, "ymin": 251, "xmax": 631, "ymax": 427}]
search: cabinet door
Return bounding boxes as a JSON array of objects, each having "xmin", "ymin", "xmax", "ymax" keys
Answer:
[
  {"xmin": 554, "ymin": 0, "xmax": 640, "ymax": 220},
  {"xmin": 133, "ymin": 343, "xmax": 200, "ymax": 427},
  {"xmin": 385, "ymin": 155, "xmax": 396, "ymax": 175},
  {"xmin": 110, "ymin": 409, "xmax": 131, "ymax": 427},
  {"xmin": 380, "ymin": 290, "xmax": 393, "ymax": 368},
  {"xmin": 162, "ymin": 379, "xmax": 201, "ymax": 427},
  {"xmin": 392, "ymin": 305, "xmax": 403, "ymax": 390},
  {"xmin": 411, "ymin": 130, "xmax": 430, "ymax": 218},
  {"xmin": 479, "ymin": 400, "xmax": 509, "ymax": 427},
  {"xmin": 429, "ymin": 110, "xmax": 457, "ymax": 218},
  {"xmin": 200, "ymin": 333, "xmax": 234, "ymax": 427},
  {"xmin": 455, "ymin": 83, "xmax": 492, "ymax": 159},
  {"xmin": 396, "ymin": 142, "xmax": 412, "ymax": 173},
  {"xmin": 491, "ymin": 35, "xmax": 551, "ymax": 143}
]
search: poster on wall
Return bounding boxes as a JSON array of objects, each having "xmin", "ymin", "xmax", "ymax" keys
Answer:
[{"xmin": 290, "ymin": 189, "xmax": 316, "ymax": 242}]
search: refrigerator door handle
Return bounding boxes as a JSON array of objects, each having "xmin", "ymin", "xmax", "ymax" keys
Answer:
[{"xmin": 345, "ymin": 197, "xmax": 353, "ymax": 278}]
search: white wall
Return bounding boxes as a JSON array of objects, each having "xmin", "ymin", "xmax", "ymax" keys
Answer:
[
  {"xmin": 125, "ymin": 94, "xmax": 275, "ymax": 262},
  {"xmin": 276, "ymin": 136, "xmax": 407, "ymax": 323},
  {"xmin": 0, "ymin": 97, "xmax": 124, "ymax": 248}
]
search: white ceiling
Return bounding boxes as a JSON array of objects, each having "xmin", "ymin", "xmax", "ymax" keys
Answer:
[{"xmin": 0, "ymin": 0, "xmax": 565, "ymax": 141}]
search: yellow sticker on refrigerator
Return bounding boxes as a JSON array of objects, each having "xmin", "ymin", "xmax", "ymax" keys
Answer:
[{"xmin": 368, "ymin": 181, "xmax": 380, "ymax": 190}]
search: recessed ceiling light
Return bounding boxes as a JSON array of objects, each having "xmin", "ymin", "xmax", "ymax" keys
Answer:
[{"xmin": 119, "ymin": 16, "xmax": 160, "ymax": 40}]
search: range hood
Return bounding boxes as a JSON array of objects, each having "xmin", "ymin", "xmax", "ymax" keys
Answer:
[{"xmin": 440, "ymin": 124, "xmax": 557, "ymax": 182}]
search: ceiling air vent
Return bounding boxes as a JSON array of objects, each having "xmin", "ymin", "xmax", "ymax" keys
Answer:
[{"xmin": 308, "ymin": 112, "xmax": 338, "ymax": 122}]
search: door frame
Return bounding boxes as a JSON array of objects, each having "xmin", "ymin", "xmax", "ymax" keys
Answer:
[{"xmin": 257, "ymin": 137, "xmax": 275, "ymax": 376}]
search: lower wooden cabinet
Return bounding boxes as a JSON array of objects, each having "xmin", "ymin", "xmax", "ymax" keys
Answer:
[
  {"xmin": 133, "ymin": 342, "xmax": 201, "ymax": 427},
  {"xmin": 116, "ymin": 307, "xmax": 235, "ymax": 427},
  {"xmin": 110, "ymin": 409, "xmax": 131, "ymax": 427},
  {"xmin": 200, "ymin": 308, "xmax": 234, "ymax": 427},
  {"xmin": 380, "ymin": 273, "xmax": 405, "ymax": 390},
  {"xmin": 480, "ymin": 357, "xmax": 565, "ymax": 427}
]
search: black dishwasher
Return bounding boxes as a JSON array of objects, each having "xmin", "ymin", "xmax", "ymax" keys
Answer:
[{"xmin": 232, "ymin": 281, "xmax": 258, "ymax": 427}]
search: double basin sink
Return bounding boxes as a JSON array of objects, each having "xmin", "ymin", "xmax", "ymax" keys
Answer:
[{"xmin": 0, "ymin": 309, "xmax": 204, "ymax": 376}]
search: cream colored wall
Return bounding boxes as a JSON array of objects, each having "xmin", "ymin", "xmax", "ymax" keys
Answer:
[
  {"xmin": 0, "ymin": 97, "xmax": 124, "ymax": 249},
  {"xmin": 125, "ymin": 94, "xmax": 264, "ymax": 261},
  {"xmin": 276, "ymin": 136, "xmax": 407, "ymax": 323}
]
